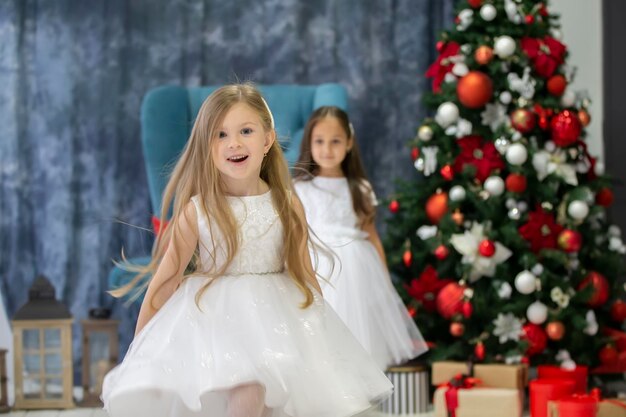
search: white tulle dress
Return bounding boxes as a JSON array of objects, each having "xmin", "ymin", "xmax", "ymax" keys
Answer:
[
  {"xmin": 102, "ymin": 191, "xmax": 392, "ymax": 417},
  {"xmin": 294, "ymin": 177, "xmax": 428, "ymax": 370}
]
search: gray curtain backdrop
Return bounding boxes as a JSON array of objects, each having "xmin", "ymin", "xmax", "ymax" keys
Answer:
[{"xmin": 0, "ymin": 0, "xmax": 455, "ymax": 376}]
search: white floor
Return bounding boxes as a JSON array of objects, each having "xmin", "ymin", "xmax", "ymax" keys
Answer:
[{"xmin": 0, "ymin": 410, "xmax": 436, "ymax": 417}]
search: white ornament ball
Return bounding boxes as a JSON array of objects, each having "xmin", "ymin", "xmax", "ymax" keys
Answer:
[
  {"xmin": 515, "ymin": 270, "xmax": 537, "ymax": 294},
  {"xmin": 551, "ymin": 28, "xmax": 563, "ymax": 40},
  {"xmin": 444, "ymin": 73, "xmax": 458, "ymax": 84},
  {"xmin": 499, "ymin": 91, "xmax": 513, "ymax": 104},
  {"xmin": 480, "ymin": 4, "xmax": 497, "ymax": 21},
  {"xmin": 452, "ymin": 62, "xmax": 469, "ymax": 77},
  {"xmin": 567, "ymin": 200, "xmax": 589, "ymax": 220},
  {"xmin": 527, "ymin": 301, "xmax": 548, "ymax": 325},
  {"xmin": 594, "ymin": 161, "xmax": 605, "ymax": 176},
  {"xmin": 435, "ymin": 102, "xmax": 460, "ymax": 128},
  {"xmin": 561, "ymin": 90, "xmax": 576, "ymax": 107},
  {"xmin": 544, "ymin": 141, "xmax": 556, "ymax": 152},
  {"xmin": 449, "ymin": 185, "xmax": 467, "ymax": 202},
  {"xmin": 494, "ymin": 36, "xmax": 516, "ymax": 58},
  {"xmin": 418, "ymin": 125, "xmax": 434, "ymax": 142},
  {"xmin": 484, "ymin": 176, "xmax": 505, "ymax": 196},
  {"xmin": 506, "ymin": 143, "xmax": 528, "ymax": 166}
]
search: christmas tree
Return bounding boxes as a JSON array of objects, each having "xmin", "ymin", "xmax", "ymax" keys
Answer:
[{"xmin": 385, "ymin": 0, "xmax": 626, "ymax": 369}]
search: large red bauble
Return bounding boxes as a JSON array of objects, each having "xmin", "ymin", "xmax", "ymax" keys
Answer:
[
  {"xmin": 505, "ymin": 173, "xmax": 528, "ymax": 193},
  {"xmin": 610, "ymin": 300, "xmax": 626, "ymax": 323},
  {"xmin": 547, "ymin": 74, "xmax": 567, "ymax": 96},
  {"xmin": 546, "ymin": 321, "xmax": 565, "ymax": 341},
  {"xmin": 450, "ymin": 322, "xmax": 465, "ymax": 337},
  {"xmin": 551, "ymin": 110, "xmax": 582, "ymax": 147},
  {"xmin": 596, "ymin": 188, "xmax": 614, "ymax": 207},
  {"xmin": 578, "ymin": 271, "xmax": 610, "ymax": 308},
  {"xmin": 457, "ymin": 71, "xmax": 493, "ymax": 109},
  {"xmin": 475, "ymin": 46, "xmax": 494, "ymax": 65},
  {"xmin": 436, "ymin": 282, "xmax": 466, "ymax": 319},
  {"xmin": 557, "ymin": 229, "xmax": 582, "ymax": 253},
  {"xmin": 478, "ymin": 239, "xmax": 496, "ymax": 257},
  {"xmin": 599, "ymin": 345, "xmax": 618, "ymax": 365},
  {"xmin": 389, "ymin": 199, "xmax": 400, "ymax": 213},
  {"xmin": 511, "ymin": 108, "xmax": 536, "ymax": 133},
  {"xmin": 522, "ymin": 323, "xmax": 548, "ymax": 356},
  {"xmin": 426, "ymin": 193, "xmax": 449, "ymax": 224}
]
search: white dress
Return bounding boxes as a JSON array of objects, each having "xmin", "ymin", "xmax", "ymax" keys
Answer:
[
  {"xmin": 294, "ymin": 177, "xmax": 428, "ymax": 370},
  {"xmin": 102, "ymin": 191, "xmax": 392, "ymax": 417}
]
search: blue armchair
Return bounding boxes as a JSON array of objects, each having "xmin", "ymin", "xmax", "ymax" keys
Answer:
[{"xmin": 109, "ymin": 83, "xmax": 349, "ymax": 299}]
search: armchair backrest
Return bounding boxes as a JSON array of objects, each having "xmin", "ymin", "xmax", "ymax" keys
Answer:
[{"xmin": 141, "ymin": 83, "xmax": 348, "ymax": 214}]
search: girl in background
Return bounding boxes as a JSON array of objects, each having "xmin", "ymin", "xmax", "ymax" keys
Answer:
[{"xmin": 294, "ymin": 106, "xmax": 427, "ymax": 370}]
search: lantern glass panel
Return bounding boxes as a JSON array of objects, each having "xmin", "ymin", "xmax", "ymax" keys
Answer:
[
  {"xmin": 23, "ymin": 329, "xmax": 40, "ymax": 350},
  {"xmin": 24, "ymin": 354, "xmax": 40, "ymax": 374},
  {"xmin": 44, "ymin": 328, "xmax": 61, "ymax": 349},
  {"xmin": 44, "ymin": 378, "xmax": 63, "ymax": 399},
  {"xmin": 23, "ymin": 378, "xmax": 40, "ymax": 399},
  {"xmin": 89, "ymin": 331, "xmax": 111, "ymax": 389},
  {"xmin": 44, "ymin": 353, "xmax": 62, "ymax": 375}
]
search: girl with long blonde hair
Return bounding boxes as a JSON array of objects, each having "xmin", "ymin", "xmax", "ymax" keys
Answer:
[{"xmin": 102, "ymin": 84, "xmax": 392, "ymax": 417}]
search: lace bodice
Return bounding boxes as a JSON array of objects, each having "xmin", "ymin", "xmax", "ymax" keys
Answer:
[
  {"xmin": 294, "ymin": 177, "xmax": 377, "ymax": 241},
  {"xmin": 191, "ymin": 192, "xmax": 284, "ymax": 275}
]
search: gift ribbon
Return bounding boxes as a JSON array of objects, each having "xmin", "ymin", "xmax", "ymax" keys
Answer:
[
  {"xmin": 559, "ymin": 388, "xmax": 626, "ymax": 415},
  {"xmin": 439, "ymin": 373, "xmax": 481, "ymax": 417}
]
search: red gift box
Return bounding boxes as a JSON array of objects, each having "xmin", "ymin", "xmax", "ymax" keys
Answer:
[
  {"xmin": 537, "ymin": 365, "xmax": 588, "ymax": 393},
  {"xmin": 530, "ymin": 378, "xmax": 576, "ymax": 417}
]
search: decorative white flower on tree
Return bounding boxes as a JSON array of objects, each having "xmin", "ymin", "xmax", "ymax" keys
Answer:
[
  {"xmin": 492, "ymin": 313, "xmax": 523, "ymax": 344},
  {"xmin": 481, "ymin": 102, "xmax": 508, "ymax": 131},
  {"xmin": 532, "ymin": 148, "xmax": 578, "ymax": 185},
  {"xmin": 450, "ymin": 223, "xmax": 512, "ymax": 282},
  {"xmin": 445, "ymin": 118, "xmax": 473, "ymax": 138}
]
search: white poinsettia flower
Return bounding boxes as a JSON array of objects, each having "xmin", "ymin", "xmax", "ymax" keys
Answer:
[
  {"xmin": 492, "ymin": 313, "xmax": 523, "ymax": 344},
  {"xmin": 507, "ymin": 67, "xmax": 536, "ymax": 99},
  {"xmin": 532, "ymin": 149, "xmax": 578, "ymax": 185},
  {"xmin": 450, "ymin": 223, "xmax": 512, "ymax": 282},
  {"xmin": 584, "ymin": 310, "xmax": 598, "ymax": 336},
  {"xmin": 416, "ymin": 225, "xmax": 438, "ymax": 240},
  {"xmin": 457, "ymin": 9, "xmax": 474, "ymax": 31},
  {"xmin": 481, "ymin": 103, "xmax": 508, "ymax": 131}
]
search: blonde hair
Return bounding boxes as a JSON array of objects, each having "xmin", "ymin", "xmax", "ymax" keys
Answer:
[{"xmin": 112, "ymin": 83, "xmax": 315, "ymax": 308}]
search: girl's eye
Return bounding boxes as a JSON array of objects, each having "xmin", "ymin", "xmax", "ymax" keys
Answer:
[
  {"xmin": 241, "ymin": 128, "xmax": 253, "ymax": 135},
  {"xmin": 218, "ymin": 131, "xmax": 227, "ymax": 139},
  {"xmin": 314, "ymin": 139, "xmax": 324, "ymax": 144},
  {"xmin": 332, "ymin": 139, "xmax": 341, "ymax": 144}
]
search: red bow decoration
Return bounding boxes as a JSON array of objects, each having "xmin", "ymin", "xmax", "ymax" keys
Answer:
[
  {"xmin": 404, "ymin": 265, "xmax": 452, "ymax": 312},
  {"xmin": 426, "ymin": 41, "xmax": 461, "ymax": 92},
  {"xmin": 520, "ymin": 36, "xmax": 567, "ymax": 78},
  {"xmin": 151, "ymin": 215, "xmax": 170, "ymax": 236},
  {"xmin": 453, "ymin": 135, "xmax": 505, "ymax": 183},
  {"xmin": 440, "ymin": 373, "xmax": 481, "ymax": 417}
]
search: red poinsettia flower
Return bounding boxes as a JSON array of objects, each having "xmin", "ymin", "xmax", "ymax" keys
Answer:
[
  {"xmin": 425, "ymin": 41, "xmax": 461, "ymax": 92},
  {"xmin": 520, "ymin": 36, "xmax": 567, "ymax": 78},
  {"xmin": 404, "ymin": 265, "xmax": 452, "ymax": 312},
  {"xmin": 518, "ymin": 207, "xmax": 564, "ymax": 253},
  {"xmin": 453, "ymin": 135, "xmax": 505, "ymax": 183}
]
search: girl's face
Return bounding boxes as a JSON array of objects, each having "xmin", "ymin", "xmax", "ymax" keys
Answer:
[
  {"xmin": 212, "ymin": 102, "xmax": 274, "ymax": 192},
  {"xmin": 310, "ymin": 116, "xmax": 352, "ymax": 177}
]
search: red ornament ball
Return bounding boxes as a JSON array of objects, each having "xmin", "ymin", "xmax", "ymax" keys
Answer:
[
  {"xmin": 599, "ymin": 345, "xmax": 618, "ymax": 365},
  {"xmin": 411, "ymin": 147, "xmax": 420, "ymax": 161},
  {"xmin": 462, "ymin": 300, "xmax": 473, "ymax": 319},
  {"xmin": 436, "ymin": 282, "xmax": 466, "ymax": 319},
  {"xmin": 539, "ymin": 116, "xmax": 550, "ymax": 130},
  {"xmin": 557, "ymin": 229, "xmax": 582, "ymax": 253},
  {"xmin": 440, "ymin": 164, "xmax": 454, "ymax": 181},
  {"xmin": 522, "ymin": 323, "xmax": 548, "ymax": 356},
  {"xmin": 610, "ymin": 300, "xmax": 626, "ymax": 323},
  {"xmin": 408, "ymin": 306, "xmax": 417, "ymax": 318},
  {"xmin": 546, "ymin": 321, "xmax": 565, "ymax": 341},
  {"xmin": 457, "ymin": 71, "xmax": 494, "ymax": 109},
  {"xmin": 578, "ymin": 109, "xmax": 591, "ymax": 127},
  {"xmin": 478, "ymin": 239, "xmax": 496, "ymax": 257},
  {"xmin": 525, "ymin": 15, "xmax": 535, "ymax": 24},
  {"xmin": 511, "ymin": 108, "xmax": 536, "ymax": 133},
  {"xmin": 578, "ymin": 271, "xmax": 610, "ymax": 308},
  {"xmin": 434, "ymin": 245, "xmax": 450, "ymax": 260},
  {"xmin": 547, "ymin": 74, "xmax": 567, "ymax": 96},
  {"xmin": 474, "ymin": 341, "xmax": 486, "ymax": 361},
  {"xmin": 551, "ymin": 110, "xmax": 582, "ymax": 147},
  {"xmin": 403, "ymin": 249, "xmax": 413, "ymax": 268},
  {"xmin": 426, "ymin": 193, "xmax": 449, "ymax": 224},
  {"xmin": 596, "ymin": 188, "xmax": 614, "ymax": 207},
  {"xmin": 468, "ymin": 0, "xmax": 483, "ymax": 8},
  {"xmin": 389, "ymin": 199, "xmax": 400, "ymax": 214},
  {"xmin": 450, "ymin": 322, "xmax": 465, "ymax": 337},
  {"xmin": 505, "ymin": 173, "xmax": 527, "ymax": 193},
  {"xmin": 475, "ymin": 46, "xmax": 494, "ymax": 65}
]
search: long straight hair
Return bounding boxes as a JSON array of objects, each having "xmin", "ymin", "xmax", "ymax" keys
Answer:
[
  {"xmin": 112, "ymin": 83, "xmax": 315, "ymax": 308},
  {"xmin": 293, "ymin": 106, "xmax": 376, "ymax": 225}
]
